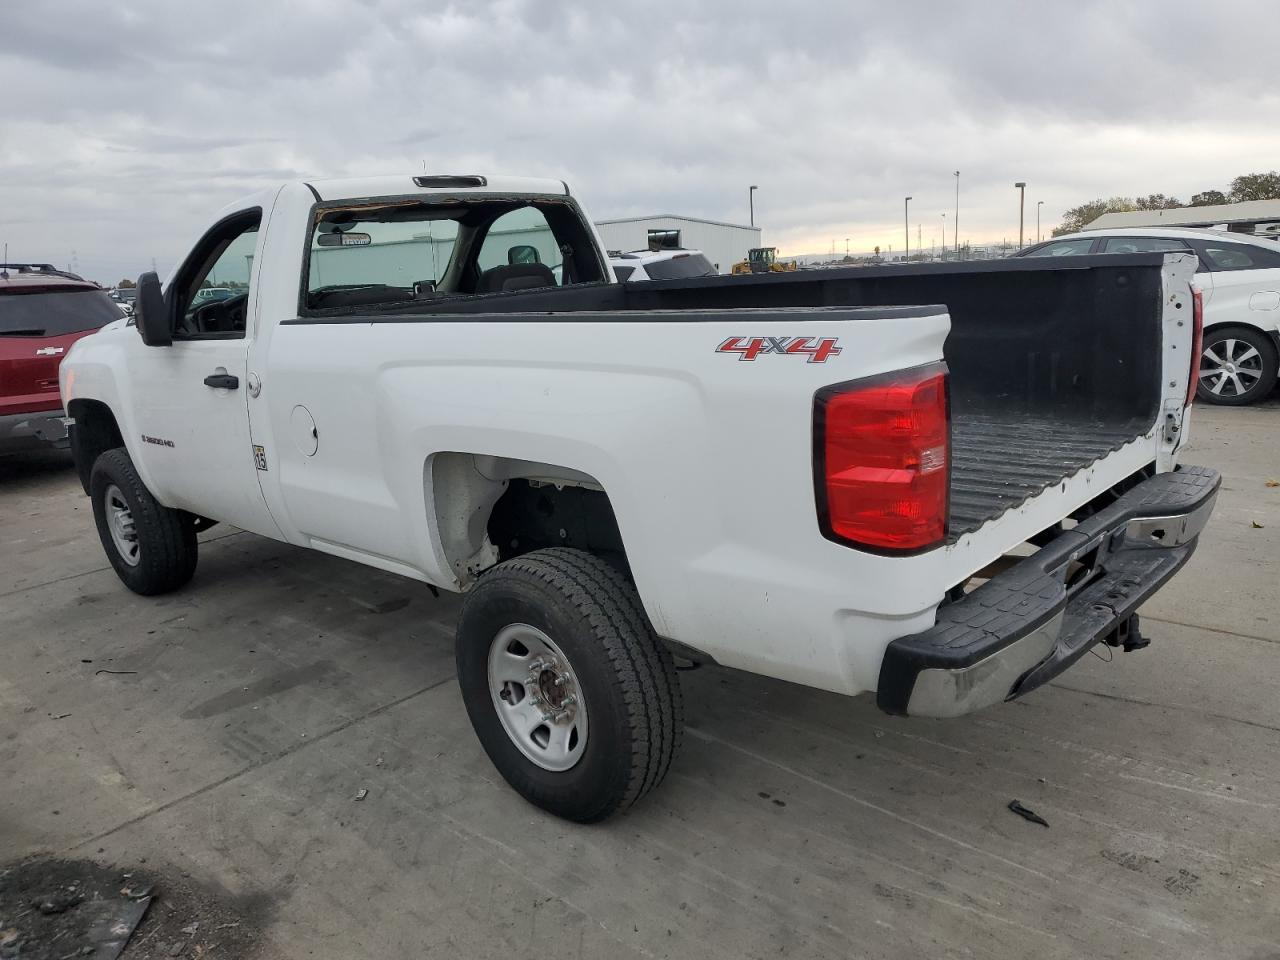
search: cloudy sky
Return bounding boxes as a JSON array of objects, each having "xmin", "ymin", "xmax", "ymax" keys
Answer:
[{"xmin": 3, "ymin": 0, "xmax": 1279, "ymax": 282}]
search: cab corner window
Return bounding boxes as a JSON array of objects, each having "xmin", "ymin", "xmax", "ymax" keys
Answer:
[
  {"xmin": 174, "ymin": 211, "xmax": 261, "ymax": 340},
  {"xmin": 1201, "ymin": 242, "xmax": 1280, "ymax": 271}
]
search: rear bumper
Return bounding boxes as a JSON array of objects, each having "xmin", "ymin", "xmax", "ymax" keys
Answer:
[
  {"xmin": 0, "ymin": 409, "xmax": 71, "ymax": 447},
  {"xmin": 877, "ymin": 466, "xmax": 1220, "ymax": 718}
]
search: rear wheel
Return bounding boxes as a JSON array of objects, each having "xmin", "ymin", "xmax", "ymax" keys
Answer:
[
  {"xmin": 456, "ymin": 548, "xmax": 683, "ymax": 822},
  {"xmin": 1197, "ymin": 326, "xmax": 1279, "ymax": 405},
  {"xmin": 90, "ymin": 448, "xmax": 198, "ymax": 595}
]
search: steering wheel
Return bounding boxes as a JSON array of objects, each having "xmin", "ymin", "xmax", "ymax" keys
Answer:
[{"xmin": 188, "ymin": 292, "xmax": 250, "ymax": 334}]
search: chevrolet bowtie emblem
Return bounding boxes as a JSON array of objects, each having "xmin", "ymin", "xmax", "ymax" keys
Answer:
[{"xmin": 35, "ymin": 346, "xmax": 64, "ymax": 356}]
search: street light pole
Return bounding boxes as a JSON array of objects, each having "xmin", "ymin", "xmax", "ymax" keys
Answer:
[
  {"xmin": 904, "ymin": 196, "xmax": 912, "ymax": 261},
  {"xmin": 1014, "ymin": 182, "xmax": 1027, "ymax": 248},
  {"xmin": 845, "ymin": 238, "xmax": 849, "ymax": 258},
  {"xmin": 953, "ymin": 171, "xmax": 960, "ymax": 255},
  {"xmin": 941, "ymin": 213, "xmax": 947, "ymax": 256},
  {"xmin": 1036, "ymin": 200, "xmax": 1044, "ymax": 243},
  {"xmin": 748, "ymin": 185, "xmax": 758, "ymax": 228}
]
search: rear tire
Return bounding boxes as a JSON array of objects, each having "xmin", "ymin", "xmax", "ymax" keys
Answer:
[
  {"xmin": 1197, "ymin": 325, "xmax": 1278, "ymax": 405},
  {"xmin": 90, "ymin": 448, "xmax": 198, "ymax": 595},
  {"xmin": 456, "ymin": 548, "xmax": 683, "ymax": 822}
]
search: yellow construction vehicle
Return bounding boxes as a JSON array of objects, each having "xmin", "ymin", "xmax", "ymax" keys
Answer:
[{"xmin": 731, "ymin": 247, "xmax": 798, "ymax": 275}]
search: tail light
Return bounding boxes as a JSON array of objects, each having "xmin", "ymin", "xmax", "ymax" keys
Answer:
[
  {"xmin": 815, "ymin": 363, "xmax": 950, "ymax": 552},
  {"xmin": 1186, "ymin": 287, "xmax": 1204, "ymax": 406}
]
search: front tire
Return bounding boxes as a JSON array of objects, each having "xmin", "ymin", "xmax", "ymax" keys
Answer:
[
  {"xmin": 1197, "ymin": 325, "xmax": 1279, "ymax": 405},
  {"xmin": 456, "ymin": 548, "xmax": 683, "ymax": 822},
  {"xmin": 90, "ymin": 448, "xmax": 198, "ymax": 595}
]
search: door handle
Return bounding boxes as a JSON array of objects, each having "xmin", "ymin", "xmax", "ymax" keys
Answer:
[{"xmin": 203, "ymin": 373, "xmax": 240, "ymax": 390}]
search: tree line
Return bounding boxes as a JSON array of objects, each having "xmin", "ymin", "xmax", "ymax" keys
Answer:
[{"xmin": 1052, "ymin": 171, "xmax": 1280, "ymax": 236}]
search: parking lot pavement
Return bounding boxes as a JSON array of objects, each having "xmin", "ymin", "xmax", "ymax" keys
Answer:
[{"xmin": 1, "ymin": 398, "xmax": 1277, "ymax": 960}]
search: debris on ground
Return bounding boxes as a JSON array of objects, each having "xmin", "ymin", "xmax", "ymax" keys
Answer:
[
  {"xmin": 0, "ymin": 857, "xmax": 270, "ymax": 960},
  {"xmin": 31, "ymin": 889, "xmax": 84, "ymax": 915},
  {"xmin": 1007, "ymin": 799, "xmax": 1050, "ymax": 828},
  {"xmin": 1, "ymin": 863, "xmax": 149, "ymax": 959},
  {"xmin": 354, "ymin": 788, "xmax": 369, "ymax": 801},
  {"xmin": 1251, "ymin": 520, "xmax": 1265, "ymax": 529},
  {"xmin": 1266, "ymin": 479, "xmax": 1279, "ymax": 488}
]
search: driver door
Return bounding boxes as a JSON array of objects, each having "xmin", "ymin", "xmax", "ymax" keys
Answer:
[{"xmin": 125, "ymin": 209, "xmax": 279, "ymax": 537}]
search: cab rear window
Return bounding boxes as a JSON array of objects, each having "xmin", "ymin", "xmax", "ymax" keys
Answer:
[{"xmin": 0, "ymin": 288, "xmax": 122, "ymax": 337}]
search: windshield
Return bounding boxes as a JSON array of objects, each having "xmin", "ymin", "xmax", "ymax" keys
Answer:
[{"xmin": 0, "ymin": 288, "xmax": 122, "ymax": 337}]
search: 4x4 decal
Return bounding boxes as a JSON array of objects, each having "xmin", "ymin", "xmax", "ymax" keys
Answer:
[{"xmin": 715, "ymin": 336, "xmax": 842, "ymax": 363}]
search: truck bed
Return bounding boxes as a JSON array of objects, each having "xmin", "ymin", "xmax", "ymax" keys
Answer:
[
  {"xmin": 949, "ymin": 413, "xmax": 1151, "ymax": 539},
  {"xmin": 630, "ymin": 257, "xmax": 1168, "ymax": 543}
]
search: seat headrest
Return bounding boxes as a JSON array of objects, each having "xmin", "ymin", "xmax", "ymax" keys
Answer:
[{"xmin": 477, "ymin": 263, "xmax": 556, "ymax": 294}]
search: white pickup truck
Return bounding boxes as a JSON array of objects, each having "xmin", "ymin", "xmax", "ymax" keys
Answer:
[{"xmin": 61, "ymin": 174, "xmax": 1220, "ymax": 822}]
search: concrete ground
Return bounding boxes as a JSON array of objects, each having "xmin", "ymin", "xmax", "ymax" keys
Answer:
[{"xmin": 2, "ymin": 397, "xmax": 1278, "ymax": 960}]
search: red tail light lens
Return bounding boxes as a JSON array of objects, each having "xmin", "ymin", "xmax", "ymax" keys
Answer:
[
  {"xmin": 1187, "ymin": 287, "xmax": 1204, "ymax": 406},
  {"xmin": 816, "ymin": 363, "xmax": 950, "ymax": 552}
]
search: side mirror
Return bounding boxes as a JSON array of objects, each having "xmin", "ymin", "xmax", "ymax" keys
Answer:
[
  {"xmin": 508, "ymin": 244, "xmax": 540, "ymax": 265},
  {"xmin": 134, "ymin": 272, "xmax": 171, "ymax": 347}
]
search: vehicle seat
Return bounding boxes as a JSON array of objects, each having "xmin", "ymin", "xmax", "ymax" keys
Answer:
[{"xmin": 477, "ymin": 263, "xmax": 556, "ymax": 293}]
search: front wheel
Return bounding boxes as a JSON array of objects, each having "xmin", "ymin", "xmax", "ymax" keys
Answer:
[
  {"xmin": 90, "ymin": 448, "xmax": 198, "ymax": 595},
  {"xmin": 456, "ymin": 548, "xmax": 683, "ymax": 822},
  {"xmin": 1197, "ymin": 326, "xmax": 1279, "ymax": 405}
]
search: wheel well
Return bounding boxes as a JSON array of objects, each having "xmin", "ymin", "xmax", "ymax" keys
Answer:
[
  {"xmin": 67, "ymin": 398, "xmax": 123, "ymax": 495},
  {"xmin": 1203, "ymin": 322, "xmax": 1280, "ymax": 347},
  {"xmin": 428, "ymin": 453, "xmax": 625, "ymax": 588},
  {"xmin": 488, "ymin": 479, "xmax": 625, "ymax": 566}
]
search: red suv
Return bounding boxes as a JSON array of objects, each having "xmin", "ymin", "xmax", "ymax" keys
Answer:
[{"xmin": 1, "ymin": 264, "xmax": 124, "ymax": 450}]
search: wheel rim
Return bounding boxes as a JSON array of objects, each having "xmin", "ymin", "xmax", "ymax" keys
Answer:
[
  {"xmin": 1200, "ymin": 337, "xmax": 1264, "ymax": 398},
  {"xmin": 487, "ymin": 623, "xmax": 588, "ymax": 772},
  {"xmin": 104, "ymin": 483, "xmax": 141, "ymax": 567}
]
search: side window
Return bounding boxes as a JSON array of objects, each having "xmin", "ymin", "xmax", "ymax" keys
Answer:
[
  {"xmin": 476, "ymin": 208, "xmax": 559, "ymax": 279},
  {"xmin": 1101, "ymin": 237, "xmax": 1192, "ymax": 254},
  {"xmin": 1023, "ymin": 238, "xmax": 1095, "ymax": 256},
  {"xmin": 173, "ymin": 211, "xmax": 261, "ymax": 339},
  {"xmin": 1199, "ymin": 242, "xmax": 1280, "ymax": 271}
]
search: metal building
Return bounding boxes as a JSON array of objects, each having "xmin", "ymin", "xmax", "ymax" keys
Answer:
[{"xmin": 593, "ymin": 215, "xmax": 763, "ymax": 274}]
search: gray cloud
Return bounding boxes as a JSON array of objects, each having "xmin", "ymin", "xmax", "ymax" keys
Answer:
[{"xmin": 2, "ymin": 0, "xmax": 1278, "ymax": 281}]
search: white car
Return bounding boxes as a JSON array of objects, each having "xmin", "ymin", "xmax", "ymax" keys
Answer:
[
  {"xmin": 608, "ymin": 248, "xmax": 717, "ymax": 281},
  {"xmin": 60, "ymin": 173, "xmax": 1218, "ymax": 821},
  {"xmin": 1016, "ymin": 227, "xmax": 1280, "ymax": 405}
]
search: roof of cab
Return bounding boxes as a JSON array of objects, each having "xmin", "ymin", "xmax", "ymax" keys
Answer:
[{"xmin": 303, "ymin": 174, "xmax": 571, "ymax": 203}]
